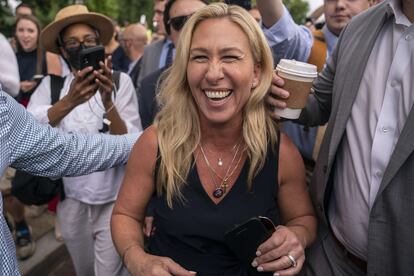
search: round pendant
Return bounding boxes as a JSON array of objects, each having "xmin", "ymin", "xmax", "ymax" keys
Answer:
[
  {"xmin": 213, "ymin": 187, "xmax": 224, "ymax": 198},
  {"xmin": 218, "ymin": 158, "xmax": 223, "ymax": 167}
]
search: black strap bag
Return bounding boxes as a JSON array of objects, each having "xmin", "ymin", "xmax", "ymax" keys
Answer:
[
  {"xmin": 11, "ymin": 171, "xmax": 65, "ymax": 205},
  {"xmin": 11, "ymin": 75, "xmax": 66, "ymax": 205}
]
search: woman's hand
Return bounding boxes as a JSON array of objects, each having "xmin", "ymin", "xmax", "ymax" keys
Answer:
[
  {"xmin": 252, "ymin": 225, "xmax": 305, "ymax": 275},
  {"xmin": 266, "ymin": 72, "xmax": 290, "ymax": 120},
  {"xmin": 126, "ymin": 250, "xmax": 196, "ymax": 276},
  {"xmin": 95, "ymin": 56, "xmax": 114, "ymax": 109}
]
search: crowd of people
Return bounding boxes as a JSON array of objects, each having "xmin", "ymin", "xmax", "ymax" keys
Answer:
[{"xmin": 0, "ymin": 0, "xmax": 412, "ymax": 275}]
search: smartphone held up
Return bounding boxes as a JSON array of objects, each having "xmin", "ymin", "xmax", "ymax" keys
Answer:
[{"xmin": 80, "ymin": 45, "xmax": 105, "ymax": 71}]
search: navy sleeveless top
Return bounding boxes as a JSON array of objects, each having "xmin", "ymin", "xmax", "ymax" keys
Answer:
[{"xmin": 149, "ymin": 141, "xmax": 281, "ymax": 275}]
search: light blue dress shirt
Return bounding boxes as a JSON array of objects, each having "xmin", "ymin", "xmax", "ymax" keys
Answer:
[
  {"xmin": 158, "ymin": 39, "xmax": 175, "ymax": 69},
  {"xmin": 0, "ymin": 88, "xmax": 139, "ymax": 275},
  {"xmin": 263, "ymin": 6, "xmax": 338, "ymax": 160},
  {"xmin": 262, "ymin": 6, "xmax": 313, "ymax": 66}
]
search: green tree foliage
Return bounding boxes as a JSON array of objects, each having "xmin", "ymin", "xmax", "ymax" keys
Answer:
[
  {"xmin": 117, "ymin": 0, "xmax": 153, "ymax": 27},
  {"xmin": 215, "ymin": 0, "xmax": 309, "ymax": 25},
  {"xmin": 0, "ymin": 0, "xmax": 15, "ymax": 37},
  {"xmin": 85, "ymin": 0, "xmax": 119, "ymax": 20},
  {"xmin": 283, "ymin": 0, "xmax": 309, "ymax": 24},
  {"xmin": 4, "ymin": 0, "xmax": 307, "ymax": 34},
  {"xmin": 12, "ymin": 0, "xmax": 153, "ymax": 29}
]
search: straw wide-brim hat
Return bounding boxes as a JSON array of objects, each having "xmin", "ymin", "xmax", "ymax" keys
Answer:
[{"xmin": 40, "ymin": 5, "xmax": 114, "ymax": 54}]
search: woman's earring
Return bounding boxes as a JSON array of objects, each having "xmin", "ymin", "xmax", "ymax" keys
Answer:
[{"xmin": 252, "ymin": 82, "xmax": 257, "ymax": 88}]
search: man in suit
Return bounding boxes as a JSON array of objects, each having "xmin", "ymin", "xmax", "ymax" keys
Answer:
[
  {"xmin": 122, "ymin": 23, "xmax": 148, "ymax": 88},
  {"xmin": 137, "ymin": 0, "xmax": 207, "ymax": 129},
  {"xmin": 265, "ymin": 0, "xmax": 414, "ymax": 275},
  {"xmin": 152, "ymin": 0, "xmax": 167, "ymax": 41},
  {"xmin": 134, "ymin": 0, "xmax": 171, "ymax": 87}
]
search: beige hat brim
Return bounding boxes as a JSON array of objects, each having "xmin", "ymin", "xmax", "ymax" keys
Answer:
[{"xmin": 40, "ymin": 13, "xmax": 114, "ymax": 54}]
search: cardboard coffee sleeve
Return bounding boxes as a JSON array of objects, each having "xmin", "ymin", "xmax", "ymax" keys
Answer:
[{"xmin": 274, "ymin": 59, "xmax": 317, "ymax": 119}]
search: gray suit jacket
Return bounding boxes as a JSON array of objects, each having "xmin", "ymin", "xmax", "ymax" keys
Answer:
[
  {"xmin": 134, "ymin": 39, "xmax": 165, "ymax": 88},
  {"xmin": 299, "ymin": 3, "xmax": 414, "ymax": 275}
]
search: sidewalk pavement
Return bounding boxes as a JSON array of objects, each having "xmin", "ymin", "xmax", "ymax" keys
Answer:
[{"xmin": 18, "ymin": 207, "xmax": 75, "ymax": 276}]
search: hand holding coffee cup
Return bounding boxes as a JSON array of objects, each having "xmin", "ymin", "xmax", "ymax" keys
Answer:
[{"xmin": 272, "ymin": 59, "xmax": 317, "ymax": 119}]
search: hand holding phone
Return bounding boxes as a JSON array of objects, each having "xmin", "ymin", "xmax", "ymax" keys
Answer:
[
  {"xmin": 93, "ymin": 55, "xmax": 115, "ymax": 107},
  {"xmin": 224, "ymin": 216, "xmax": 275, "ymax": 275}
]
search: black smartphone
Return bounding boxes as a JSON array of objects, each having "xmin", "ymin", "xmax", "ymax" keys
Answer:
[
  {"xmin": 224, "ymin": 216, "xmax": 276, "ymax": 275},
  {"xmin": 80, "ymin": 45, "xmax": 105, "ymax": 71}
]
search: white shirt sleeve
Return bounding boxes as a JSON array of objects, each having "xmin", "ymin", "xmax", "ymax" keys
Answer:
[
  {"xmin": 0, "ymin": 34, "xmax": 20, "ymax": 97},
  {"xmin": 27, "ymin": 75, "xmax": 54, "ymax": 124}
]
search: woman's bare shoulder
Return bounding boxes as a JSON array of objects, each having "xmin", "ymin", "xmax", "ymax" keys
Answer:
[
  {"xmin": 130, "ymin": 125, "xmax": 159, "ymax": 166},
  {"xmin": 278, "ymin": 132, "xmax": 305, "ymax": 186}
]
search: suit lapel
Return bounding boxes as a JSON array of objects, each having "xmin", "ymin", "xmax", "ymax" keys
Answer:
[{"xmin": 327, "ymin": 8, "xmax": 390, "ymax": 166}]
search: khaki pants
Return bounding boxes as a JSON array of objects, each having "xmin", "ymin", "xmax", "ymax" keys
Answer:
[{"xmin": 57, "ymin": 198, "xmax": 129, "ymax": 276}]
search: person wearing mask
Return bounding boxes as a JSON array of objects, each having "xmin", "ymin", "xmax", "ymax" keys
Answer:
[
  {"xmin": 27, "ymin": 5, "xmax": 141, "ymax": 276},
  {"xmin": 112, "ymin": 3, "xmax": 316, "ymax": 275},
  {"xmin": 268, "ymin": 0, "xmax": 414, "ymax": 274}
]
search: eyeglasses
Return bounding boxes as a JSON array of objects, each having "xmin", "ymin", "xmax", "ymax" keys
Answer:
[
  {"xmin": 63, "ymin": 35, "xmax": 99, "ymax": 49},
  {"xmin": 168, "ymin": 14, "xmax": 193, "ymax": 31}
]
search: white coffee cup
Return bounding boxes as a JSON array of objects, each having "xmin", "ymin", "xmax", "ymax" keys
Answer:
[{"xmin": 274, "ymin": 59, "xmax": 317, "ymax": 119}]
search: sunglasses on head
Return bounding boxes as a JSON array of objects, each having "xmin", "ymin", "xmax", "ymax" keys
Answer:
[{"xmin": 168, "ymin": 14, "xmax": 193, "ymax": 31}]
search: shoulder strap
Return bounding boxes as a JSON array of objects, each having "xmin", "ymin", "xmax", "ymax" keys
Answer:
[
  {"xmin": 307, "ymin": 30, "xmax": 327, "ymax": 73},
  {"xmin": 49, "ymin": 74, "xmax": 65, "ymax": 105}
]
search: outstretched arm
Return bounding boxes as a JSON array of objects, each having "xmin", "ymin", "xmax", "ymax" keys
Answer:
[
  {"xmin": 2, "ymin": 90, "xmax": 139, "ymax": 178},
  {"xmin": 257, "ymin": 0, "xmax": 313, "ymax": 64},
  {"xmin": 256, "ymin": 0, "xmax": 284, "ymax": 28}
]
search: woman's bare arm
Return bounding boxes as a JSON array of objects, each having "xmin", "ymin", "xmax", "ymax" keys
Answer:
[{"xmin": 111, "ymin": 126, "xmax": 196, "ymax": 276}]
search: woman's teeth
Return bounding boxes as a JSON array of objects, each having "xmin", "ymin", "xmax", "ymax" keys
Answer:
[{"xmin": 204, "ymin": 90, "xmax": 231, "ymax": 99}]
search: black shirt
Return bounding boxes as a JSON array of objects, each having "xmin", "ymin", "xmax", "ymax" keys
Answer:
[{"xmin": 149, "ymin": 142, "xmax": 281, "ymax": 275}]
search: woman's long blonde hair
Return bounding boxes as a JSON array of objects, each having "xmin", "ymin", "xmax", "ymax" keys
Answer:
[{"xmin": 154, "ymin": 3, "xmax": 277, "ymax": 208}]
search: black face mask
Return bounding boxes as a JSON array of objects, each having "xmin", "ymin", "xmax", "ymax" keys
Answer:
[{"xmin": 65, "ymin": 44, "xmax": 87, "ymax": 70}]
